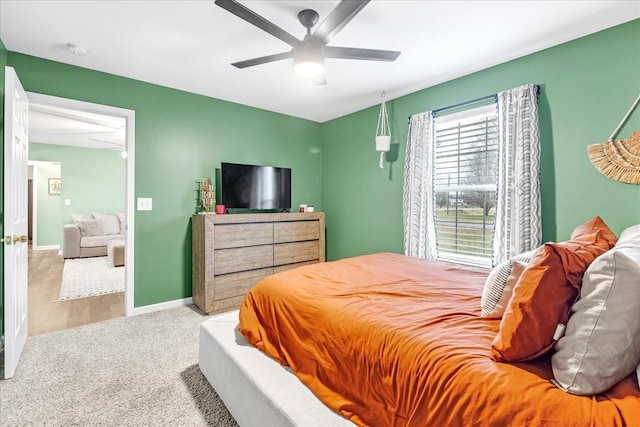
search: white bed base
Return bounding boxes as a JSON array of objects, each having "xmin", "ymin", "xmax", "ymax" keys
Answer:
[{"xmin": 198, "ymin": 310, "xmax": 353, "ymax": 427}]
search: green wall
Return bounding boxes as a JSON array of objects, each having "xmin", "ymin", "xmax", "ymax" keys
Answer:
[
  {"xmin": 7, "ymin": 53, "xmax": 322, "ymax": 307},
  {"xmin": 2, "ymin": 20, "xmax": 639, "ymax": 323},
  {"xmin": 29, "ymin": 143, "xmax": 126, "ymax": 247},
  {"xmin": 0, "ymin": 38, "xmax": 7, "ymax": 337},
  {"xmin": 321, "ymin": 20, "xmax": 640, "ymax": 261}
]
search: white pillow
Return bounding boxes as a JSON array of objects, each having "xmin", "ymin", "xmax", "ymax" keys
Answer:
[
  {"xmin": 93, "ymin": 212, "xmax": 120, "ymax": 235},
  {"xmin": 618, "ymin": 224, "xmax": 640, "ymax": 244},
  {"xmin": 552, "ymin": 238, "xmax": 640, "ymax": 395},
  {"xmin": 116, "ymin": 212, "xmax": 126, "ymax": 234},
  {"xmin": 75, "ymin": 219, "xmax": 104, "ymax": 237},
  {"xmin": 618, "ymin": 224, "xmax": 640, "ymax": 388},
  {"xmin": 71, "ymin": 213, "xmax": 93, "ymax": 224},
  {"xmin": 480, "ymin": 250, "xmax": 535, "ymax": 317}
]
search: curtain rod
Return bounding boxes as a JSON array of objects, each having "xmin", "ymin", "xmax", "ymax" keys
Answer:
[
  {"xmin": 407, "ymin": 85, "xmax": 540, "ymax": 122},
  {"xmin": 407, "ymin": 93, "xmax": 496, "ymax": 123},
  {"xmin": 432, "ymin": 93, "xmax": 497, "ymax": 115}
]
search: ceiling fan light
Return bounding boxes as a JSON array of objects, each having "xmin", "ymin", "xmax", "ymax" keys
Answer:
[
  {"xmin": 294, "ymin": 61, "xmax": 324, "ymax": 79},
  {"xmin": 294, "ymin": 41, "xmax": 324, "ymax": 79}
]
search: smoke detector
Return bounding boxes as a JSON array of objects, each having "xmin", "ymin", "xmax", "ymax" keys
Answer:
[{"xmin": 67, "ymin": 44, "xmax": 88, "ymax": 57}]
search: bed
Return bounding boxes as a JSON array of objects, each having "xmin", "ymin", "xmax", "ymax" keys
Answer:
[
  {"xmin": 234, "ymin": 251, "xmax": 640, "ymax": 426},
  {"xmin": 199, "ymin": 243, "xmax": 640, "ymax": 426}
]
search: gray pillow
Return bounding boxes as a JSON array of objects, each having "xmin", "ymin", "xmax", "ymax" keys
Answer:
[
  {"xmin": 93, "ymin": 212, "xmax": 120, "ymax": 235},
  {"xmin": 480, "ymin": 250, "xmax": 535, "ymax": 317},
  {"xmin": 551, "ymin": 237, "xmax": 640, "ymax": 395},
  {"xmin": 75, "ymin": 219, "xmax": 104, "ymax": 237},
  {"xmin": 71, "ymin": 213, "xmax": 93, "ymax": 224}
]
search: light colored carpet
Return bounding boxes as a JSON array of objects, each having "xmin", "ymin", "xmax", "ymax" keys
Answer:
[
  {"xmin": 0, "ymin": 305, "xmax": 238, "ymax": 427},
  {"xmin": 59, "ymin": 256, "xmax": 124, "ymax": 301}
]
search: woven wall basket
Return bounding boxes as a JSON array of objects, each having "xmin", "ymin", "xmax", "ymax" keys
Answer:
[
  {"xmin": 588, "ymin": 129, "xmax": 640, "ymax": 184},
  {"xmin": 587, "ymin": 93, "xmax": 640, "ymax": 185}
]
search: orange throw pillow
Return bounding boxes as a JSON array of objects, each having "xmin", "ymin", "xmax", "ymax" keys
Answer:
[{"xmin": 490, "ymin": 216, "xmax": 617, "ymax": 362}]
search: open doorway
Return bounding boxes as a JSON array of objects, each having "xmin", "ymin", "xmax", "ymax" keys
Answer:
[{"xmin": 25, "ymin": 93, "xmax": 135, "ymax": 335}]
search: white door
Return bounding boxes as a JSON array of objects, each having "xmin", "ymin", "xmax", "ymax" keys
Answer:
[{"xmin": 3, "ymin": 66, "xmax": 29, "ymax": 379}]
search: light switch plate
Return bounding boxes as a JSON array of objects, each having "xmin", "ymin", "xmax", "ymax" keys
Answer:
[
  {"xmin": 64, "ymin": 199, "xmax": 71, "ymax": 206},
  {"xmin": 137, "ymin": 197, "xmax": 153, "ymax": 211}
]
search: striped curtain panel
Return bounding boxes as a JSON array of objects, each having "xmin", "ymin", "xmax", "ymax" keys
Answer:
[
  {"xmin": 493, "ymin": 84, "xmax": 542, "ymax": 265},
  {"xmin": 402, "ymin": 111, "xmax": 438, "ymax": 259}
]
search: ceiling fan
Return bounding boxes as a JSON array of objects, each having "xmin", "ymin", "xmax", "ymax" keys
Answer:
[{"xmin": 214, "ymin": 0, "xmax": 401, "ymax": 85}]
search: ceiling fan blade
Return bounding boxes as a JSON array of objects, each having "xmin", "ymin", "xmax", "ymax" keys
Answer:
[
  {"xmin": 215, "ymin": 0, "xmax": 301, "ymax": 47},
  {"xmin": 325, "ymin": 46, "xmax": 401, "ymax": 62},
  {"xmin": 313, "ymin": 0, "xmax": 369, "ymax": 44},
  {"xmin": 231, "ymin": 51, "xmax": 293, "ymax": 69},
  {"xmin": 312, "ymin": 74, "xmax": 327, "ymax": 86}
]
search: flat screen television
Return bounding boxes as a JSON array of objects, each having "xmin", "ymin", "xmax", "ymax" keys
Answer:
[{"xmin": 221, "ymin": 162, "xmax": 291, "ymax": 211}]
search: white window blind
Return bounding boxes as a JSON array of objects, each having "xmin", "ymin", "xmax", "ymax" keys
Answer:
[{"xmin": 433, "ymin": 103, "xmax": 498, "ymax": 267}]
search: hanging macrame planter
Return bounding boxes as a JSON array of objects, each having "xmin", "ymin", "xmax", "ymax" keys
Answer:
[
  {"xmin": 587, "ymin": 93, "xmax": 640, "ymax": 185},
  {"xmin": 375, "ymin": 91, "xmax": 391, "ymax": 169}
]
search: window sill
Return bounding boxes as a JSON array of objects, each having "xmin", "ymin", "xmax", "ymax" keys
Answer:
[{"xmin": 438, "ymin": 252, "xmax": 492, "ymax": 269}]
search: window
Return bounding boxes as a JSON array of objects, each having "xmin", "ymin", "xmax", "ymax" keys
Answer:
[
  {"xmin": 433, "ymin": 103, "xmax": 498, "ymax": 266},
  {"xmin": 404, "ymin": 85, "xmax": 540, "ymax": 266}
]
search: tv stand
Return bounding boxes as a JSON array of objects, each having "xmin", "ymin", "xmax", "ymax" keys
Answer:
[{"xmin": 192, "ymin": 212, "xmax": 325, "ymax": 314}]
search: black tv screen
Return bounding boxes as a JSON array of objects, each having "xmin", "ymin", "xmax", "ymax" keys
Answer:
[{"xmin": 221, "ymin": 162, "xmax": 291, "ymax": 210}]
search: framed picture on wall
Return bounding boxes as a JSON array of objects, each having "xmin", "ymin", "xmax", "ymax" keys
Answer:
[{"xmin": 48, "ymin": 178, "xmax": 61, "ymax": 195}]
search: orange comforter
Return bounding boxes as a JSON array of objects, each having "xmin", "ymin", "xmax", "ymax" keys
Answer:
[{"xmin": 239, "ymin": 253, "xmax": 640, "ymax": 426}]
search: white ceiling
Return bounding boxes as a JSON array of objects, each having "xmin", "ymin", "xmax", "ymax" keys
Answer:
[
  {"xmin": 1, "ymin": 1, "xmax": 638, "ymax": 123},
  {"xmin": 29, "ymin": 103, "xmax": 125, "ymax": 150}
]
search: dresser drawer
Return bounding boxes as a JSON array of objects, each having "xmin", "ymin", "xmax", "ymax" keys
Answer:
[
  {"xmin": 274, "ymin": 241, "xmax": 319, "ymax": 265},
  {"xmin": 214, "ymin": 245, "xmax": 274, "ymax": 275},
  {"xmin": 214, "ymin": 268, "xmax": 273, "ymax": 300},
  {"xmin": 214, "ymin": 223, "xmax": 273, "ymax": 249},
  {"xmin": 274, "ymin": 221, "xmax": 320, "ymax": 243},
  {"xmin": 273, "ymin": 260, "xmax": 318, "ymax": 274}
]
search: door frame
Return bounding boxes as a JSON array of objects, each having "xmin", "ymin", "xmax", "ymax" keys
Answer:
[
  {"xmin": 27, "ymin": 93, "xmax": 136, "ymax": 316},
  {"xmin": 28, "ymin": 160, "xmax": 62, "ymax": 251}
]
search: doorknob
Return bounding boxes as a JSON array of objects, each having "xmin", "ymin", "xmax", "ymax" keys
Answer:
[
  {"xmin": 0, "ymin": 236, "xmax": 11, "ymax": 245},
  {"xmin": 13, "ymin": 235, "xmax": 27, "ymax": 244}
]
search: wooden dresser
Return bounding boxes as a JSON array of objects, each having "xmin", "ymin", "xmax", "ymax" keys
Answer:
[{"xmin": 192, "ymin": 212, "xmax": 325, "ymax": 314}]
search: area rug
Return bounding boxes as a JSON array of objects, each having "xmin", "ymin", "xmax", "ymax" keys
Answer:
[{"xmin": 59, "ymin": 256, "xmax": 124, "ymax": 301}]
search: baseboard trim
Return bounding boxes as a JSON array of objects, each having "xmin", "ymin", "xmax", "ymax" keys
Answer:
[
  {"xmin": 132, "ymin": 297, "xmax": 193, "ymax": 316},
  {"xmin": 33, "ymin": 245, "xmax": 60, "ymax": 251}
]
